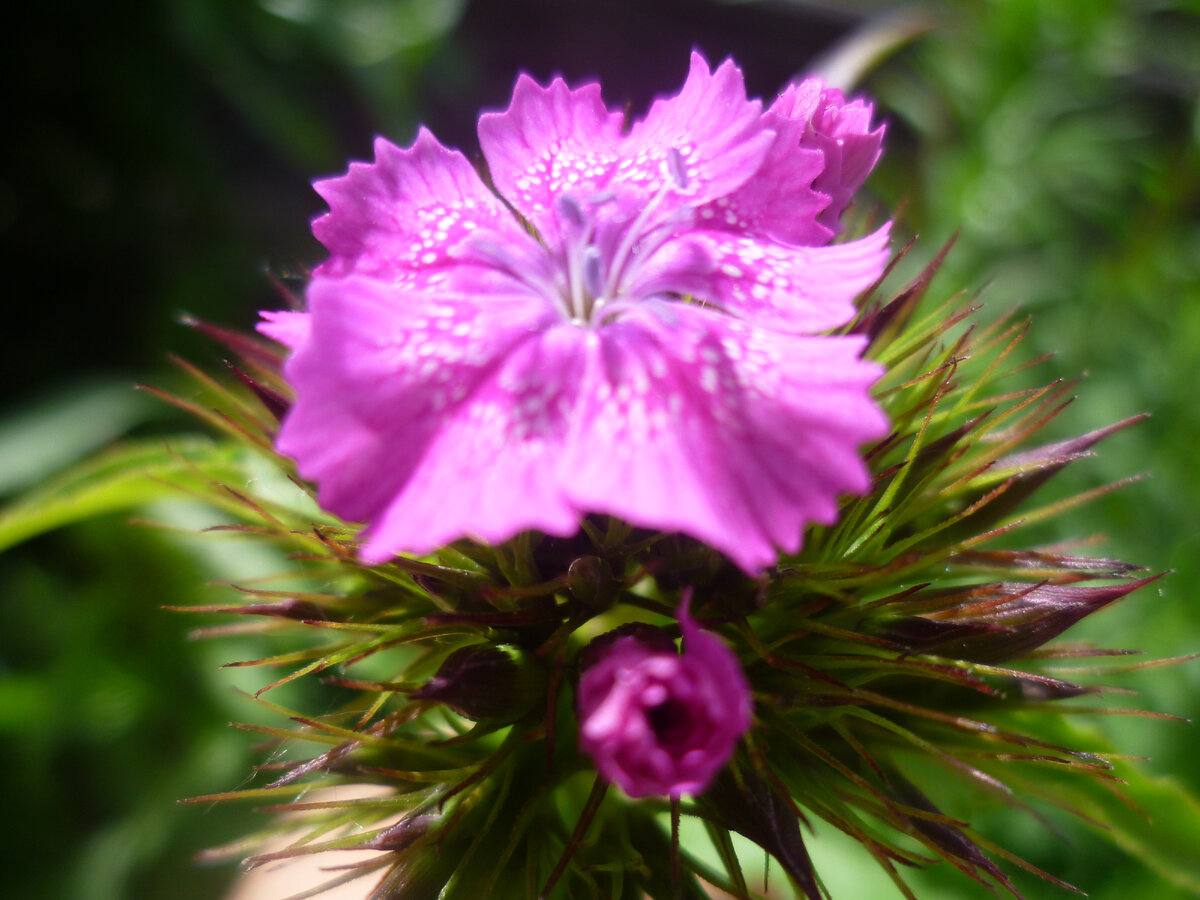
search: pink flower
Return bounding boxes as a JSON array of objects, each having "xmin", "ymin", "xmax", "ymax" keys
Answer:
[
  {"xmin": 576, "ymin": 601, "xmax": 752, "ymax": 798},
  {"xmin": 776, "ymin": 80, "xmax": 885, "ymax": 240},
  {"xmin": 263, "ymin": 53, "xmax": 890, "ymax": 572}
]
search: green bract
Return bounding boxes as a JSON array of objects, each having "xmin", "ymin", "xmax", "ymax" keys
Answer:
[{"xmin": 2, "ymin": 241, "xmax": 1190, "ymax": 900}]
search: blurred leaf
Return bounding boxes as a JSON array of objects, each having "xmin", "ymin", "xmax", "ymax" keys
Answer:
[
  {"xmin": 0, "ymin": 674, "xmax": 53, "ymax": 732},
  {"xmin": 808, "ymin": 6, "xmax": 936, "ymax": 90},
  {"xmin": 1103, "ymin": 766, "xmax": 1200, "ymax": 894},
  {"xmin": 1037, "ymin": 719, "xmax": 1200, "ymax": 895},
  {"xmin": 0, "ymin": 438, "xmax": 249, "ymax": 552},
  {"xmin": 0, "ymin": 380, "xmax": 157, "ymax": 497}
]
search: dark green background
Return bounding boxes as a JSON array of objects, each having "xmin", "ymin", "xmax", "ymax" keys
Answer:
[{"xmin": 2, "ymin": 1, "xmax": 1198, "ymax": 898}]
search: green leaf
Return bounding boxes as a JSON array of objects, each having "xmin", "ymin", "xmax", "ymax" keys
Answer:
[
  {"xmin": 0, "ymin": 379, "xmax": 158, "ymax": 496},
  {"xmin": 1006, "ymin": 717, "xmax": 1200, "ymax": 894},
  {"xmin": 0, "ymin": 438, "xmax": 248, "ymax": 552},
  {"xmin": 1079, "ymin": 761, "xmax": 1200, "ymax": 894}
]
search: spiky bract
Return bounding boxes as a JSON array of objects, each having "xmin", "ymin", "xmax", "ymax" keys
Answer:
[{"xmin": 168, "ymin": 243, "xmax": 1164, "ymax": 900}]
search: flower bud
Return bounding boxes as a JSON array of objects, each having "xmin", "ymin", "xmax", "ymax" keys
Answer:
[
  {"xmin": 567, "ymin": 555, "xmax": 615, "ymax": 610},
  {"xmin": 411, "ymin": 643, "xmax": 545, "ymax": 723},
  {"xmin": 576, "ymin": 600, "xmax": 752, "ymax": 798},
  {"xmin": 877, "ymin": 577, "xmax": 1160, "ymax": 663}
]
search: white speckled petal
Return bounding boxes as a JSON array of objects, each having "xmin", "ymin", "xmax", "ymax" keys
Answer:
[
  {"xmin": 358, "ymin": 322, "xmax": 595, "ymax": 561},
  {"xmin": 561, "ymin": 302, "xmax": 887, "ymax": 571},
  {"xmin": 673, "ymin": 224, "xmax": 892, "ymax": 334},
  {"xmin": 616, "ymin": 52, "xmax": 773, "ymax": 209},
  {"xmin": 692, "ymin": 105, "xmax": 828, "ymax": 245},
  {"xmin": 311, "ymin": 128, "xmax": 514, "ymax": 280},
  {"xmin": 276, "ymin": 274, "xmax": 561, "ymax": 548},
  {"xmin": 477, "ymin": 74, "xmax": 625, "ymax": 243}
]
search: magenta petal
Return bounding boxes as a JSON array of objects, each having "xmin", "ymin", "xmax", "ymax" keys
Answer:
[
  {"xmin": 477, "ymin": 74, "xmax": 625, "ymax": 242},
  {"xmin": 619, "ymin": 51, "xmax": 773, "ymax": 207},
  {"xmin": 276, "ymin": 274, "xmax": 560, "ymax": 541},
  {"xmin": 257, "ymin": 310, "xmax": 311, "ymax": 351},
  {"xmin": 677, "ymin": 597, "xmax": 752, "ymax": 733},
  {"xmin": 772, "ymin": 80, "xmax": 885, "ymax": 238},
  {"xmin": 311, "ymin": 128, "xmax": 513, "ymax": 280},
  {"xmin": 562, "ymin": 304, "xmax": 887, "ymax": 572}
]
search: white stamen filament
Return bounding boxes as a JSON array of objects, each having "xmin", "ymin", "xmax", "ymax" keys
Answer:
[
  {"xmin": 552, "ymin": 152, "xmax": 693, "ymax": 325},
  {"xmin": 556, "ymin": 193, "xmax": 599, "ymax": 322},
  {"xmin": 667, "ymin": 147, "xmax": 689, "ymax": 190},
  {"xmin": 469, "ymin": 237, "xmax": 558, "ymax": 299},
  {"xmin": 582, "ymin": 246, "xmax": 605, "ymax": 300},
  {"xmin": 603, "ymin": 151, "xmax": 693, "ymax": 301}
]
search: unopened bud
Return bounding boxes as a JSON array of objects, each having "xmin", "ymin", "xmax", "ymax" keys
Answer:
[
  {"xmin": 567, "ymin": 555, "xmax": 615, "ymax": 610},
  {"xmin": 411, "ymin": 643, "xmax": 545, "ymax": 723},
  {"xmin": 576, "ymin": 599, "xmax": 752, "ymax": 798}
]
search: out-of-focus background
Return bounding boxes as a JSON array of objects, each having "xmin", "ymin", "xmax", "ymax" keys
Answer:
[{"xmin": 1, "ymin": 1, "xmax": 1198, "ymax": 898}]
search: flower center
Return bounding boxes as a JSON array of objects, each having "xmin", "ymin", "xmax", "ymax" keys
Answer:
[
  {"xmin": 646, "ymin": 696, "xmax": 694, "ymax": 751},
  {"xmin": 554, "ymin": 148, "xmax": 693, "ymax": 327}
]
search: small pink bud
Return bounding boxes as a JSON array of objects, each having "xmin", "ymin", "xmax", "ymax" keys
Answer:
[{"xmin": 576, "ymin": 599, "xmax": 752, "ymax": 798}]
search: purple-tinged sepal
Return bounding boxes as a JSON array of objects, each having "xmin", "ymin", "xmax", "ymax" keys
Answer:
[{"xmin": 876, "ymin": 575, "xmax": 1164, "ymax": 663}]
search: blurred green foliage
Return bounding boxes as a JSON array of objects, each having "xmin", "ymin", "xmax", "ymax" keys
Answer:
[
  {"xmin": 862, "ymin": 1, "xmax": 1200, "ymax": 895},
  {"xmin": 2, "ymin": 1, "xmax": 1198, "ymax": 898},
  {"xmin": 871, "ymin": 0, "xmax": 1200, "ymax": 750}
]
